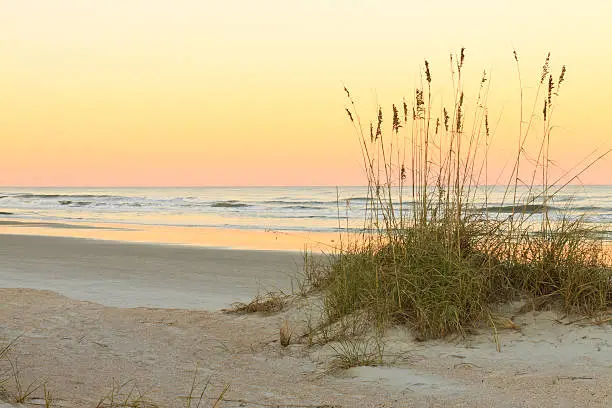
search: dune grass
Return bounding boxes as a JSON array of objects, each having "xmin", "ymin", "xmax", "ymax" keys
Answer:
[{"xmin": 314, "ymin": 49, "xmax": 611, "ymax": 342}]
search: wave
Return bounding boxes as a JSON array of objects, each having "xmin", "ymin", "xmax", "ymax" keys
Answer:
[
  {"xmin": 263, "ymin": 200, "xmax": 333, "ymax": 205},
  {"xmin": 481, "ymin": 204, "xmax": 558, "ymax": 214},
  {"xmin": 476, "ymin": 204, "xmax": 610, "ymax": 214},
  {"xmin": 266, "ymin": 214, "xmax": 348, "ymax": 220},
  {"xmin": 263, "ymin": 198, "xmax": 375, "ymax": 206},
  {"xmin": 281, "ymin": 205, "xmax": 324, "ymax": 210},
  {"xmin": 211, "ymin": 200, "xmax": 250, "ymax": 208},
  {"xmin": 570, "ymin": 206, "xmax": 612, "ymax": 212},
  {"xmin": 15, "ymin": 194, "xmax": 119, "ymax": 199},
  {"xmin": 59, "ymin": 200, "xmax": 93, "ymax": 206}
]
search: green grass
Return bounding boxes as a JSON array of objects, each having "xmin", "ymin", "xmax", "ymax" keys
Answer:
[{"xmin": 314, "ymin": 49, "xmax": 611, "ymax": 342}]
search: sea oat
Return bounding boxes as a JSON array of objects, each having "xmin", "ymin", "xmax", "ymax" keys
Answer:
[
  {"xmin": 375, "ymin": 108, "xmax": 383, "ymax": 140},
  {"xmin": 425, "ymin": 60, "xmax": 432, "ymax": 84},
  {"xmin": 392, "ymin": 104, "xmax": 401, "ymax": 133},
  {"xmin": 548, "ymin": 75, "xmax": 554, "ymax": 105},
  {"xmin": 444, "ymin": 108, "xmax": 449, "ymax": 131},
  {"xmin": 456, "ymin": 92, "xmax": 464, "ymax": 131},
  {"xmin": 370, "ymin": 122, "xmax": 374, "ymax": 142},
  {"xmin": 541, "ymin": 52, "xmax": 551, "ymax": 83},
  {"xmin": 345, "ymin": 108, "xmax": 353, "ymax": 123}
]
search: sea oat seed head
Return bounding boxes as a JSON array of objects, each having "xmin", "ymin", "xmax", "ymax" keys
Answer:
[
  {"xmin": 548, "ymin": 75, "xmax": 554, "ymax": 105},
  {"xmin": 392, "ymin": 104, "xmax": 401, "ymax": 133},
  {"xmin": 375, "ymin": 108, "xmax": 383, "ymax": 140},
  {"xmin": 558, "ymin": 65, "xmax": 566, "ymax": 90},
  {"xmin": 415, "ymin": 89, "xmax": 425, "ymax": 119},
  {"xmin": 456, "ymin": 92, "xmax": 464, "ymax": 131},
  {"xmin": 541, "ymin": 53, "xmax": 551, "ymax": 84},
  {"xmin": 370, "ymin": 122, "xmax": 374, "ymax": 142},
  {"xmin": 425, "ymin": 60, "xmax": 432, "ymax": 84},
  {"xmin": 459, "ymin": 47, "xmax": 466, "ymax": 72},
  {"xmin": 345, "ymin": 108, "xmax": 354, "ymax": 122},
  {"xmin": 444, "ymin": 108, "xmax": 449, "ymax": 131}
]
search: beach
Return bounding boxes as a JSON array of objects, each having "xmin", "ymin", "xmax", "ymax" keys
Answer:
[
  {"xmin": 0, "ymin": 232, "xmax": 610, "ymax": 407},
  {"xmin": 3, "ymin": 0, "xmax": 612, "ymax": 405}
]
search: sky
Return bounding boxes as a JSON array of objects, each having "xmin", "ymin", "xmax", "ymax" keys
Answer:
[{"xmin": 0, "ymin": 0, "xmax": 610, "ymax": 186}]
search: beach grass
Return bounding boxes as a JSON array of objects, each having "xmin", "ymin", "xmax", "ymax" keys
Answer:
[{"xmin": 312, "ymin": 49, "xmax": 611, "ymax": 342}]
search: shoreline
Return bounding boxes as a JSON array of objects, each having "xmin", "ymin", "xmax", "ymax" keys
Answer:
[{"xmin": 0, "ymin": 217, "xmax": 341, "ymax": 252}]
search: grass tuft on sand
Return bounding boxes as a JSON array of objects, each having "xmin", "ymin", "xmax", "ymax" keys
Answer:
[{"xmin": 227, "ymin": 291, "xmax": 290, "ymax": 315}]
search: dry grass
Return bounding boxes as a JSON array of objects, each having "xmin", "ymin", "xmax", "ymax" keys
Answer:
[
  {"xmin": 0, "ymin": 338, "xmax": 46, "ymax": 405},
  {"xmin": 95, "ymin": 379, "xmax": 158, "ymax": 408},
  {"xmin": 329, "ymin": 337, "xmax": 384, "ymax": 370},
  {"xmin": 227, "ymin": 291, "xmax": 289, "ymax": 315}
]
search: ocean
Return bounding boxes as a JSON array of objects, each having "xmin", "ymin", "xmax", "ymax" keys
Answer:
[{"xmin": 0, "ymin": 186, "xmax": 611, "ymax": 239}]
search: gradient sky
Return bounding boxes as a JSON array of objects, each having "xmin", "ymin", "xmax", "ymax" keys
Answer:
[{"xmin": 1, "ymin": 0, "xmax": 610, "ymax": 186}]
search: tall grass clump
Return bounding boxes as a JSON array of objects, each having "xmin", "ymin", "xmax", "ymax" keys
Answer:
[{"xmin": 323, "ymin": 49, "xmax": 611, "ymax": 340}]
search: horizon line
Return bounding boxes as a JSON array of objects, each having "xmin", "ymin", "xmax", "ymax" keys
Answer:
[{"xmin": 1, "ymin": 183, "xmax": 611, "ymax": 189}]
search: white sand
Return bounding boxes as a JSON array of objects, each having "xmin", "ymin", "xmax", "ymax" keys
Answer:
[{"xmin": 0, "ymin": 234, "xmax": 610, "ymax": 407}]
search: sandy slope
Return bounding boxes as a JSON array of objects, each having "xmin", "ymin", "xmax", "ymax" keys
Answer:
[
  {"xmin": 0, "ymin": 234, "xmax": 610, "ymax": 407},
  {"xmin": 0, "ymin": 288, "xmax": 610, "ymax": 407}
]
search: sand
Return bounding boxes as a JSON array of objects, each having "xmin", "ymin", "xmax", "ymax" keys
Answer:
[
  {"xmin": 0, "ymin": 234, "xmax": 300, "ymax": 310},
  {"xmin": 0, "ymin": 218, "xmax": 340, "ymax": 252},
  {"xmin": 0, "ymin": 234, "xmax": 611, "ymax": 407}
]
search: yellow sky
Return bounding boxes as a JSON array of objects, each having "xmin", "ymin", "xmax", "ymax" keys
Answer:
[{"xmin": 1, "ymin": 0, "xmax": 610, "ymax": 186}]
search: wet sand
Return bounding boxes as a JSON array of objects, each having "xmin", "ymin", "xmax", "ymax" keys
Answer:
[
  {"xmin": 0, "ymin": 217, "xmax": 340, "ymax": 252},
  {"xmin": 0, "ymin": 234, "xmax": 303, "ymax": 310}
]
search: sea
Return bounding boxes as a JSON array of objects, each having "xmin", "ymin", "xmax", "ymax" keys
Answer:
[{"xmin": 0, "ymin": 186, "xmax": 611, "ymax": 239}]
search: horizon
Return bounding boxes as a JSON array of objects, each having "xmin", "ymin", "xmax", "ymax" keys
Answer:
[
  {"xmin": 2, "ymin": 183, "xmax": 612, "ymax": 189},
  {"xmin": 1, "ymin": 1, "xmax": 611, "ymax": 186}
]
